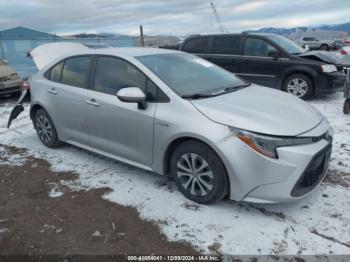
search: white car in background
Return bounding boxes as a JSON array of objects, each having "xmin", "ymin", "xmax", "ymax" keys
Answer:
[{"xmin": 297, "ymin": 37, "xmax": 335, "ymax": 51}]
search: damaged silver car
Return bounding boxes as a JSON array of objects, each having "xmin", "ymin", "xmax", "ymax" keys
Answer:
[{"xmin": 8, "ymin": 43, "xmax": 333, "ymax": 204}]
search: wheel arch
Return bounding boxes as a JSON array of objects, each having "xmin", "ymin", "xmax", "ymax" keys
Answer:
[
  {"xmin": 30, "ymin": 103, "xmax": 47, "ymax": 119},
  {"xmin": 163, "ymin": 136, "xmax": 228, "ymax": 177},
  {"xmin": 163, "ymin": 137, "xmax": 194, "ymax": 176},
  {"xmin": 320, "ymin": 43, "xmax": 329, "ymax": 50},
  {"xmin": 30, "ymin": 102, "xmax": 63, "ymax": 148},
  {"xmin": 162, "ymin": 136, "xmax": 231, "ymax": 197}
]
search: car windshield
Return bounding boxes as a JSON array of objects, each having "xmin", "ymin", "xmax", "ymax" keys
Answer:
[
  {"xmin": 136, "ymin": 53, "xmax": 248, "ymax": 97},
  {"xmin": 266, "ymin": 35, "xmax": 305, "ymax": 54}
]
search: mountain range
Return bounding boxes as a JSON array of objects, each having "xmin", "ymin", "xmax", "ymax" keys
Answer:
[
  {"xmin": 250, "ymin": 22, "xmax": 350, "ymax": 36},
  {"xmin": 66, "ymin": 22, "xmax": 350, "ymax": 39}
]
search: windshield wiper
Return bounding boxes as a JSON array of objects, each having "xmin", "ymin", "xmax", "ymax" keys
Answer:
[
  {"xmin": 215, "ymin": 83, "xmax": 251, "ymax": 94},
  {"xmin": 226, "ymin": 83, "xmax": 250, "ymax": 90},
  {"xmin": 182, "ymin": 83, "xmax": 251, "ymax": 100},
  {"xmin": 181, "ymin": 93, "xmax": 215, "ymax": 99}
]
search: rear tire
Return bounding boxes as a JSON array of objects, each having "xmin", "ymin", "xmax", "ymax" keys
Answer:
[
  {"xmin": 320, "ymin": 44, "xmax": 329, "ymax": 51},
  {"xmin": 34, "ymin": 109, "xmax": 63, "ymax": 148},
  {"xmin": 170, "ymin": 140, "xmax": 229, "ymax": 204},
  {"xmin": 283, "ymin": 73, "xmax": 313, "ymax": 100}
]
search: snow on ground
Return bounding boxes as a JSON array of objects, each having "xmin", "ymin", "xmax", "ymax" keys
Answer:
[{"xmin": 0, "ymin": 93, "xmax": 349, "ymax": 255}]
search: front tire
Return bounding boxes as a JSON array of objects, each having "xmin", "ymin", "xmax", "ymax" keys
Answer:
[
  {"xmin": 283, "ymin": 74, "xmax": 313, "ymax": 100},
  {"xmin": 170, "ymin": 140, "xmax": 229, "ymax": 204},
  {"xmin": 34, "ymin": 109, "xmax": 62, "ymax": 148}
]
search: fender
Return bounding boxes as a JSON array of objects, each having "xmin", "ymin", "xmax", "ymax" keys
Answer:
[{"xmin": 29, "ymin": 101, "xmax": 50, "ymax": 119}]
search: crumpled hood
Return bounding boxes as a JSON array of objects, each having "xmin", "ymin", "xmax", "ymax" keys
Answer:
[
  {"xmin": 191, "ymin": 85, "xmax": 323, "ymax": 136},
  {"xmin": 299, "ymin": 51, "xmax": 341, "ymax": 64}
]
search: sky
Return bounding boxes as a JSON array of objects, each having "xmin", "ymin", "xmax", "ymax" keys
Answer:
[{"xmin": 0, "ymin": 0, "xmax": 349, "ymax": 36}]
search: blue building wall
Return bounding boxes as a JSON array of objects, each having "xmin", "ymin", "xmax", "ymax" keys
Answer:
[
  {"xmin": 0, "ymin": 26, "xmax": 59, "ymax": 39},
  {"xmin": 0, "ymin": 27, "xmax": 135, "ymax": 77}
]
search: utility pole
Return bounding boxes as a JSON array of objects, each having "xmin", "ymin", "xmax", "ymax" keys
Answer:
[{"xmin": 140, "ymin": 25, "xmax": 145, "ymax": 47}]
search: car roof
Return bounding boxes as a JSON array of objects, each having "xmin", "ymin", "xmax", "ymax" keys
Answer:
[
  {"xmin": 185, "ymin": 32, "xmax": 278, "ymax": 39},
  {"xmin": 29, "ymin": 43, "xmax": 182, "ymax": 70},
  {"xmin": 70, "ymin": 47, "xmax": 181, "ymax": 58}
]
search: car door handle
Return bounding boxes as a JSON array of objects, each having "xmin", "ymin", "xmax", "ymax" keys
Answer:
[
  {"xmin": 86, "ymin": 99, "xmax": 100, "ymax": 107},
  {"xmin": 48, "ymin": 88, "xmax": 58, "ymax": 95}
]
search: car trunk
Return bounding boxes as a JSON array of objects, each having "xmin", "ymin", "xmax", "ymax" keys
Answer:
[{"xmin": 28, "ymin": 42, "xmax": 90, "ymax": 70}]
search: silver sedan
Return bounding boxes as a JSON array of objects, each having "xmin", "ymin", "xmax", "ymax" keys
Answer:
[{"xmin": 8, "ymin": 43, "xmax": 333, "ymax": 204}]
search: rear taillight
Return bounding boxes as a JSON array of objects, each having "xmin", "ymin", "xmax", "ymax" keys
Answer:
[
  {"xmin": 23, "ymin": 80, "xmax": 30, "ymax": 91},
  {"xmin": 341, "ymin": 49, "xmax": 348, "ymax": 55}
]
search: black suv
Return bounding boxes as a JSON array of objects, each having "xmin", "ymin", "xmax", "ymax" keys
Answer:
[{"xmin": 175, "ymin": 33, "xmax": 346, "ymax": 99}]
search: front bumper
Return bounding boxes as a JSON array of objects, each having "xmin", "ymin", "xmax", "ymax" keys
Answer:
[
  {"xmin": 217, "ymin": 119, "xmax": 332, "ymax": 203},
  {"xmin": 0, "ymin": 78, "xmax": 23, "ymax": 95},
  {"xmin": 241, "ymin": 139, "xmax": 331, "ymax": 203},
  {"xmin": 315, "ymin": 71, "xmax": 346, "ymax": 95}
]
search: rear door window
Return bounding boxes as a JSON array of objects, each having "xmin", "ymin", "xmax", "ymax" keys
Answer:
[
  {"xmin": 49, "ymin": 62, "xmax": 63, "ymax": 82},
  {"xmin": 244, "ymin": 38, "xmax": 277, "ymax": 57},
  {"xmin": 182, "ymin": 37, "xmax": 210, "ymax": 53},
  {"xmin": 61, "ymin": 56, "xmax": 91, "ymax": 88},
  {"xmin": 212, "ymin": 35, "xmax": 241, "ymax": 55}
]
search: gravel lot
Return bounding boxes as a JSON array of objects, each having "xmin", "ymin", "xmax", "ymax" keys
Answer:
[
  {"xmin": 0, "ymin": 146, "xmax": 197, "ymax": 256},
  {"xmin": 0, "ymin": 92, "xmax": 349, "ymax": 256}
]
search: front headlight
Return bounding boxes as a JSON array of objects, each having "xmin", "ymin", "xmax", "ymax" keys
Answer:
[
  {"xmin": 236, "ymin": 130, "xmax": 315, "ymax": 159},
  {"xmin": 321, "ymin": 64, "xmax": 337, "ymax": 73}
]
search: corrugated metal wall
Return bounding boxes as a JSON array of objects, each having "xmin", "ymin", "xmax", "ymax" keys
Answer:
[{"xmin": 0, "ymin": 27, "xmax": 136, "ymax": 77}]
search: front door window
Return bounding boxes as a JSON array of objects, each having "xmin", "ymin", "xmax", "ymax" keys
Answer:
[{"xmin": 245, "ymin": 38, "xmax": 277, "ymax": 57}]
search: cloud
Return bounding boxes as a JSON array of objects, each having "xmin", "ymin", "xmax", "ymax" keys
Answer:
[
  {"xmin": 0, "ymin": 0, "xmax": 349, "ymax": 35},
  {"xmin": 232, "ymin": 0, "xmax": 270, "ymax": 13}
]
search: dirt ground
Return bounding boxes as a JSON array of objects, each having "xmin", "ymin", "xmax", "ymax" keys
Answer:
[{"xmin": 0, "ymin": 144, "xmax": 198, "ymax": 258}]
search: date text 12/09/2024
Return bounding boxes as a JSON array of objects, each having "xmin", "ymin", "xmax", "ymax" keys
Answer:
[{"xmin": 127, "ymin": 255, "xmax": 221, "ymax": 261}]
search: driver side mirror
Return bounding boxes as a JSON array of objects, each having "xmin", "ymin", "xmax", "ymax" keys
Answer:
[{"xmin": 116, "ymin": 87, "xmax": 147, "ymax": 110}]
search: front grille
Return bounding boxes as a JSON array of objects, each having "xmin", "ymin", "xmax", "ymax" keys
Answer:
[{"xmin": 291, "ymin": 143, "xmax": 332, "ymax": 197}]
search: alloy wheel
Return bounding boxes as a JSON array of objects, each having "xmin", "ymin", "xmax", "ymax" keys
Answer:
[
  {"xmin": 176, "ymin": 153, "xmax": 214, "ymax": 197},
  {"xmin": 36, "ymin": 115, "xmax": 53, "ymax": 144},
  {"xmin": 287, "ymin": 78, "xmax": 309, "ymax": 97}
]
